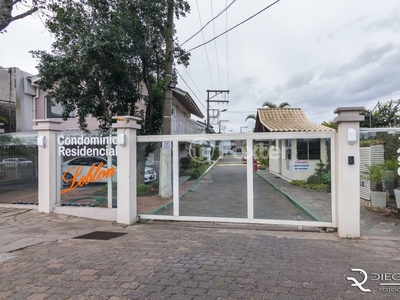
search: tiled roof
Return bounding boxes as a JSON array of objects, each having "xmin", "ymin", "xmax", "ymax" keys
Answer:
[
  {"xmin": 172, "ymin": 88, "xmax": 204, "ymax": 119},
  {"xmin": 255, "ymin": 108, "xmax": 334, "ymax": 132}
]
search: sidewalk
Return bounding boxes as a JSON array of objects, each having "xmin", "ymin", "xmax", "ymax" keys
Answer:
[{"xmin": 1, "ymin": 206, "xmax": 400, "ymax": 299}]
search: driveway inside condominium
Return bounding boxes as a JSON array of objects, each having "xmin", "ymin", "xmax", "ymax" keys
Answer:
[{"xmin": 161, "ymin": 155, "xmax": 311, "ymax": 221}]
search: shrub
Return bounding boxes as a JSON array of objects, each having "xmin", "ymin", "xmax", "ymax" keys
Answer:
[
  {"xmin": 211, "ymin": 149, "xmax": 220, "ymax": 160},
  {"xmin": 151, "ymin": 181, "xmax": 159, "ymax": 189},
  {"xmin": 179, "ymin": 157, "xmax": 192, "ymax": 169},
  {"xmin": 137, "ymin": 184, "xmax": 148, "ymax": 193},
  {"xmin": 190, "ymin": 170, "xmax": 200, "ymax": 179},
  {"xmin": 290, "ymin": 180, "xmax": 329, "ymax": 192}
]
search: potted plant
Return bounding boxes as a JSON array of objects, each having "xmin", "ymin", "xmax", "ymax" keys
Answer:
[
  {"xmin": 384, "ymin": 159, "xmax": 400, "ymax": 208},
  {"xmin": 364, "ymin": 163, "xmax": 387, "ymax": 208}
]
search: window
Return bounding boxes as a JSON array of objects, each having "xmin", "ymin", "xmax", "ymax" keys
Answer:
[
  {"xmin": 46, "ymin": 97, "xmax": 75, "ymax": 118},
  {"xmin": 297, "ymin": 139, "xmax": 320, "ymax": 160}
]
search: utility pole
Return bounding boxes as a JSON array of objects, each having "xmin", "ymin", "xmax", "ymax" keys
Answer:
[
  {"xmin": 206, "ymin": 90, "xmax": 229, "ymax": 133},
  {"xmin": 162, "ymin": 0, "xmax": 174, "ymax": 135},
  {"xmin": 160, "ymin": 0, "xmax": 174, "ymax": 198}
]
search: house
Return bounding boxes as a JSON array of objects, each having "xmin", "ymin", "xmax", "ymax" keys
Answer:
[
  {"xmin": 254, "ymin": 108, "xmax": 334, "ymax": 181},
  {"xmin": 0, "ymin": 67, "xmax": 204, "ymax": 134}
]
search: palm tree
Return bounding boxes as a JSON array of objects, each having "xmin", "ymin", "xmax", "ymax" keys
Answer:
[
  {"xmin": 244, "ymin": 102, "xmax": 291, "ymax": 122},
  {"xmin": 262, "ymin": 101, "xmax": 291, "ymax": 108},
  {"xmin": 245, "ymin": 114, "xmax": 256, "ymax": 121}
]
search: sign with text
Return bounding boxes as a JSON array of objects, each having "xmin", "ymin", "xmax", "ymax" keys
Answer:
[{"xmin": 293, "ymin": 160, "xmax": 310, "ymax": 171}]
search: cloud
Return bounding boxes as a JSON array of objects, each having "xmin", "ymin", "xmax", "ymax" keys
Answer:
[
  {"xmin": 265, "ymin": 43, "xmax": 400, "ymax": 123},
  {"xmin": 320, "ymin": 43, "xmax": 395, "ymax": 80}
]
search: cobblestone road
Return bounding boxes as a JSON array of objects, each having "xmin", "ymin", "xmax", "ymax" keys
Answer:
[{"xmin": 1, "ymin": 217, "xmax": 400, "ymax": 299}]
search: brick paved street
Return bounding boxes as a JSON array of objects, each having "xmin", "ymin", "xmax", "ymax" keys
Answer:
[
  {"xmin": 160, "ymin": 156, "xmax": 312, "ymax": 221},
  {"xmin": 1, "ymin": 209, "xmax": 400, "ymax": 299}
]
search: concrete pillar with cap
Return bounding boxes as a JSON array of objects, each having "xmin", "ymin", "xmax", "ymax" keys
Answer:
[
  {"xmin": 33, "ymin": 119, "xmax": 63, "ymax": 213},
  {"xmin": 334, "ymin": 107, "xmax": 364, "ymax": 238},
  {"xmin": 112, "ymin": 116, "xmax": 141, "ymax": 225}
]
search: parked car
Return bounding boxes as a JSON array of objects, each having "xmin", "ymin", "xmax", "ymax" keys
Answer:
[
  {"xmin": 2, "ymin": 158, "xmax": 33, "ymax": 166},
  {"xmin": 241, "ymin": 152, "xmax": 256, "ymax": 164},
  {"xmin": 144, "ymin": 167, "xmax": 157, "ymax": 183},
  {"xmin": 62, "ymin": 156, "xmax": 157, "ymax": 185}
]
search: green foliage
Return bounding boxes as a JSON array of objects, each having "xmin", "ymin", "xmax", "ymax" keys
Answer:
[
  {"xmin": 363, "ymin": 164, "xmax": 385, "ymax": 191},
  {"xmin": 245, "ymin": 114, "xmax": 256, "ymax": 121},
  {"xmin": 255, "ymin": 146, "xmax": 269, "ymax": 167},
  {"xmin": 360, "ymin": 99, "xmax": 400, "ymax": 128},
  {"xmin": 95, "ymin": 182, "xmax": 117, "ymax": 195},
  {"xmin": 137, "ymin": 184, "xmax": 148, "ymax": 193},
  {"xmin": 180, "ymin": 157, "xmax": 191, "ymax": 169},
  {"xmin": 211, "ymin": 148, "xmax": 220, "ymax": 160},
  {"xmin": 291, "ymin": 180, "xmax": 329, "ymax": 192},
  {"xmin": 31, "ymin": 0, "xmax": 190, "ymax": 132},
  {"xmin": 321, "ymin": 120, "xmax": 338, "ymax": 131},
  {"xmin": 262, "ymin": 101, "xmax": 291, "ymax": 108},
  {"xmin": 190, "ymin": 170, "xmax": 200, "ymax": 179},
  {"xmin": 151, "ymin": 181, "xmax": 159, "ymax": 189},
  {"xmin": 359, "ymin": 139, "xmax": 384, "ymax": 147},
  {"xmin": 291, "ymin": 160, "xmax": 331, "ymax": 192}
]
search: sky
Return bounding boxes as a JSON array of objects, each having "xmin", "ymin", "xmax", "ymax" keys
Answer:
[{"xmin": 1, "ymin": 0, "xmax": 400, "ymax": 133}]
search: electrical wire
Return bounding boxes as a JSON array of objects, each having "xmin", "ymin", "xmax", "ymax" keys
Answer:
[
  {"xmin": 195, "ymin": 0, "xmax": 216, "ymax": 89},
  {"xmin": 225, "ymin": 0, "xmax": 229, "ymax": 90},
  {"xmin": 210, "ymin": 0, "xmax": 222, "ymax": 88},
  {"xmin": 187, "ymin": 0, "xmax": 281, "ymax": 53},
  {"xmin": 180, "ymin": 0, "xmax": 237, "ymax": 47},
  {"xmin": 176, "ymin": 68, "xmax": 208, "ymax": 113}
]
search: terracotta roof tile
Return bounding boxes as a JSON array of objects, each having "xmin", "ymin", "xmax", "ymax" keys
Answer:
[{"xmin": 256, "ymin": 108, "xmax": 334, "ymax": 132}]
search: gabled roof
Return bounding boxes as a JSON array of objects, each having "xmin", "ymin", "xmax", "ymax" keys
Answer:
[
  {"xmin": 172, "ymin": 87, "xmax": 204, "ymax": 119},
  {"xmin": 255, "ymin": 108, "xmax": 334, "ymax": 132}
]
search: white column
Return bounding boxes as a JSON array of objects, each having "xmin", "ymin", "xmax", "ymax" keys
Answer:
[
  {"xmin": 334, "ymin": 107, "xmax": 364, "ymax": 238},
  {"xmin": 33, "ymin": 120, "xmax": 63, "ymax": 213},
  {"xmin": 112, "ymin": 116, "xmax": 141, "ymax": 225}
]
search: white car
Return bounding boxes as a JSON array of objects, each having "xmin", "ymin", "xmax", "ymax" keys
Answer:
[
  {"xmin": 62, "ymin": 156, "xmax": 156, "ymax": 185},
  {"xmin": 2, "ymin": 158, "xmax": 33, "ymax": 166},
  {"xmin": 144, "ymin": 167, "xmax": 157, "ymax": 183}
]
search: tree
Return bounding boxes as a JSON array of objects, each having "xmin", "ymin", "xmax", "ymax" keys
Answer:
[
  {"xmin": 360, "ymin": 99, "xmax": 400, "ymax": 128},
  {"xmin": 0, "ymin": 0, "xmax": 51, "ymax": 33},
  {"xmin": 31, "ymin": 0, "xmax": 190, "ymax": 183},
  {"xmin": 32, "ymin": 0, "xmax": 190, "ymax": 131},
  {"xmin": 245, "ymin": 114, "xmax": 256, "ymax": 122},
  {"xmin": 244, "ymin": 102, "xmax": 291, "ymax": 122},
  {"xmin": 321, "ymin": 120, "xmax": 338, "ymax": 131},
  {"xmin": 262, "ymin": 101, "xmax": 291, "ymax": 108}
]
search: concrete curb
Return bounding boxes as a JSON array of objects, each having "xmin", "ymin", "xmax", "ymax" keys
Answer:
[
  {"xmin": 255, "ymin": 172, "xmax": 323, "ymax": 222},
  {"xmin": 143, "ymin": 158, "xmax": 221, "ymax": 219}
]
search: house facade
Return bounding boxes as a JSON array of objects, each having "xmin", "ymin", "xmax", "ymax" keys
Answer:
[
  {"xmin": 254, "ymin": 108, "xmax": 334, "ymax": 181},
  {"xmin": 0, "ymin": 67, "xmax": 204, "ymax": 134}
]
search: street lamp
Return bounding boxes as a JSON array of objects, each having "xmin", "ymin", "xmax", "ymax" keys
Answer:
[
  {"xmin": 240, "ymin": 126, "xmax": 248, "ymax": 133},
  {"xmin": 218, "ymin": 109, "xmax": 227, "ymax": 133},
  {"xmin": 369, "ymin": 102, "xmax": 379, "ymax": 128}
]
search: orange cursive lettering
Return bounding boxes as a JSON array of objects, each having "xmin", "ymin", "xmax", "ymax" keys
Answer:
[{"xmin": 61, "ymin": 163, "xmax": 116, "ymax": 194}]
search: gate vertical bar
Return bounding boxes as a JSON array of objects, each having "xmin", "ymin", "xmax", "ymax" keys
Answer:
[
  {"xmin": 173, "ymin": 139, "xmax": 179, "ymax": 216},
  {"xmin": 334, "ymin": 107, "xmax": 364, "ymax": 238},
  {"xmin": 247, "ymin": 137, "xmax": 254, "ymax": 220},
  {"xmin": 112, "ymin": 116, "xmax": 141, "ymax": 225}
]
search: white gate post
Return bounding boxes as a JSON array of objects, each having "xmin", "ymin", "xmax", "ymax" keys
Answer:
[
  {"xmin": 33, "ymin": 120, "xmax": 63, "ymax": 213},
  {"xmin": 334, "ymin": 107, "xmax": 364, "ymax": 238},
  {"xmin": 112, "ymin": 116, "xmax": 141, "ymax": 225}
]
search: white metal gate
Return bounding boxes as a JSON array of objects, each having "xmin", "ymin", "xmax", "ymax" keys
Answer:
[{"xmin": 137, "ymin": 131, "xmax": 336, "ymax": 229}]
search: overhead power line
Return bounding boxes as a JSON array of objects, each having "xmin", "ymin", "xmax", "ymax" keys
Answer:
[
  {"xmin": 187, "ymin": 0, "xmax": 281, "ymax": 53},
  {"xmin": 180, "ymin": 0, "xmax": 237, "ymax": 47},
  {"xmin": 176, "ymin": 69, "xmax": 207, "ymax": 113}
]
